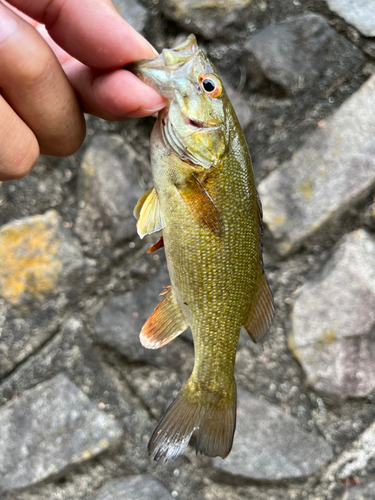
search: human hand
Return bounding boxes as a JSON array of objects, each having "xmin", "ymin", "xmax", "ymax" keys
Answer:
[{"xmin": 0, "ymin": 0, "xmax": 167, "ymax": 180}]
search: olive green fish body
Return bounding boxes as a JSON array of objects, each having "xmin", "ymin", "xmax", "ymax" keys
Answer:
[
  {"xmin": 155, "ymin": 107, "xmax": 261, "ymax": 374},
  {"xmin": 131, "ymin": 35, "xmax": 274, "ymax": 460}
]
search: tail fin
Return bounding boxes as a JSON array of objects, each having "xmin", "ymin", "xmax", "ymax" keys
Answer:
[{"xmin": 148, "ymin": 377, "xmax": 237, "ymax": 461}]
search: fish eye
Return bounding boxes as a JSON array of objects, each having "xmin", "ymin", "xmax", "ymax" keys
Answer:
[{"xmin": 199, "ymin": 74, "xmax": 222, "ymax": 98}]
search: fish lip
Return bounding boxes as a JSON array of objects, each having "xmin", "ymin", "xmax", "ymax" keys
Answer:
[
  {"xmin": 181, "ymin": 112, "xmax": 218, "ymax": 130},
  {"xmin": 185, "ymin": 116, "xmax": 205, "ymax": 129}
]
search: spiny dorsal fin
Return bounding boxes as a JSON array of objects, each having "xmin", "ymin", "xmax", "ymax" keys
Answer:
[
  {"xmin": 140, "ymin": 286, "xmax": 188, "ymax": 349},
  {"xmin": 243, "ymin": 274, "xmax": 274, "ymax": 343},
  {"xmin": 133, "ymin": 187, "xmax": 165, "ymax": 239},
  {"xmin": 177, "ymin": 175, "xmax": 222, "ymax": 235}
]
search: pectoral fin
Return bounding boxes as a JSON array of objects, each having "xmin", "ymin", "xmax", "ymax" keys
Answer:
[
  {"xmin": 140, "ymin": 286, "xmax": 188, "ymax": 349},
  {"xmin": 177, "ymin": 175, "xmax": 222, "ymax": 235},
  {"xmin": 134, "ymin": 187, "xmax": 165, "ymax": 239},
  {"xmin": 244, "ymin": 274, "xmax": 274, "ymax": 343}
]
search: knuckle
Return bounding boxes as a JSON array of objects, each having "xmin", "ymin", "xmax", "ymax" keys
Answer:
[{"xmin": 17, "ymin": 47, "xmax": 53, "ymax": 86}]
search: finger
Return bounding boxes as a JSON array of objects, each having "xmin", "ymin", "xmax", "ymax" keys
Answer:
[
  {"xmin": 6, "ymin": 0, "xmax": 158, "ymax": 69},
  {"xmin": 65, "ymin": 59, "xmax": 166, "ymax": 120},
  {"xmin": 0, "ymin": 96, "xmax": 39, "ymax": 180},
  {"xmin": 0, "ymin": 3, "xmax": 86, "ymax": 156}
]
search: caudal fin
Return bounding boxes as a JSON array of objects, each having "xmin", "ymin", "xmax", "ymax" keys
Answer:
[{"xmin": 148, "ymin": 377, "xmax": 237, "ymax": 461}]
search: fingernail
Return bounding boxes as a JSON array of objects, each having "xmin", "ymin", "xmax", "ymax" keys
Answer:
[
  {"xmin": 143, "ymin": 102, "xmax": 167, "ymax": 114},
  {"xmin": 0, "ymin": 4, "xmax": 17, "ymax": 43},
  {"xmin": 145, "ymin": 40, "xmax": 159, "ymax": 57}
]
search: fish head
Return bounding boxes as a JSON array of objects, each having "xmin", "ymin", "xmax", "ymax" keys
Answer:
[{"xmin": 131, "ymin": 35, "xmax": 227, "ymax": 169}]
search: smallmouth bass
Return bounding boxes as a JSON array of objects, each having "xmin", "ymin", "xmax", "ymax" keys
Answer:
[{"xmin": 131, "ymin": 35, "xmax": 274, "ymax": 461}]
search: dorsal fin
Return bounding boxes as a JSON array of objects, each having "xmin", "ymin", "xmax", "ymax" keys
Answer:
[
  {"xmin": 243, "ymin": 274, "xmax": 274, "ymax": 343},
  {"xmin": 140, "ymin": 286, "xmax": 188, "ymax": 349},
  {"xmin": 177, "ymin": 175, "xmax": 222, "ymax": 235},
  {"xmin": 133, "ymin": 187, "xmax": 165, "ymax": 239}
]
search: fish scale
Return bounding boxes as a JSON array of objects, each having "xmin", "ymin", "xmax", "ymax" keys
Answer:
[{"xmin": 131, "ymin": 34, "xmax": 274, "ymax": 460}]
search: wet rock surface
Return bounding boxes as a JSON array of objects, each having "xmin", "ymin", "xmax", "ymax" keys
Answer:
[
  {"xmin": 92, "ymin": 476, "xmax": 174, "ymax": 500},
  {"xmin": 158, "ymin": 0, "xmax": 252, "ymax": 40},
  {"xmin": 213, "ymin": 389, "xmax": 333, "ymax": 480},
  {"xmin": 327, "ymin": 0, "xmax": 375, "ymax": 37},
  {"xmin": 1, "ymin": 1, "xmax": 375, "ymax": 499},
  {"xmin": 0, "ymin": 210, "xmax": 84, "ymax": 307},
  {"xmin": 244, "ymin": 14, "xmax": 337, "ymax": 94},
  {"xmin": 258, "ymin": 74, "xmax": 375, "ymax": 255},
  {"xmin": 74, "ymin": 134, "xmax": 145, "ymax": 259},
  {"xmin": 0, "ymin": 373, "xmax": 122, "ymax": 495},
  {"xmin": 224, "ymin": 82, "xmax": 254, "ymax": 130},
  {"xmin": 94, "ymin": 261, "xmax": 194, "ymax": 371},
  {"xmin": 324, "ymin": 421, "xmax": 375, "ymax": 482},
  {"xmin": 340, "ymin": 481, "xmax": 375, "ymax": 500},
  {"xmin": 0, "ymin": 210, "xmax": 85, "ymax": 378},
  {"xmin": 112, "ymin": 0, "xmax": 148, "ymax": 33},
  {"xmin": 291, "ymin": 230, "xmax": 375, "ymax": 399}
]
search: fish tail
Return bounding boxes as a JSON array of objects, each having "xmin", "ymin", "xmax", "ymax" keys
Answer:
[{"xmin": 148, "ymin": 376, "xmax": 236, "ymax": 461}]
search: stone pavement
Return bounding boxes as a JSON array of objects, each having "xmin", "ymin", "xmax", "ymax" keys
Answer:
[{"xmin": 1, "ymin": 1, "xmax": 375, "ymax": 499}]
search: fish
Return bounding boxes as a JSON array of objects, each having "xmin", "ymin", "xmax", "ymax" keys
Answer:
[{"xmin": 131, "ymin": 34, "xmax": 274, "ymax": 461}]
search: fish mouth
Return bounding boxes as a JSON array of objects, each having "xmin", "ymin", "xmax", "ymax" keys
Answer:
[
  {"xmin": 160, "ymin": 106, "xmax": 210, "ymax": 131},
  {"xmin": 186, "ymin": 116, "xmax": 205, "ymax": 129},
  {"xmin": 160, "ymin": 111, "xmax": 218, "ymax": 169},
  {"xmin": 180, "ymin": 110, "xmax": 216, "ymax": 130},
  {"xmin": 183, "ymin": 115, "xmax": 207, "ymax": 128},
  {"xmin": 128, "ymin": 35, "xmax": 200, "ymax": 98}
]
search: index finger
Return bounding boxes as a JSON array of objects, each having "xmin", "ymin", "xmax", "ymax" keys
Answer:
[{"xmin": 5, "ymin": 0, "xmax": 157, "ymax": 69}]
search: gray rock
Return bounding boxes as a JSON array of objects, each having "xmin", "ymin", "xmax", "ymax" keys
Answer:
[
  {"xmin": 93, "ymin": 476, "xmax": 173, "ymax": 500},
  {"xmin": 225, "ymin": 83, "xmax": 253, "ymax": 130},
  {"xmin": 290, "ymin": 230, "xmax": 375, "ymax": 399},
  {"xmin": 0, "ymin": 318, "xmax": 131, "ymax": 414},
  {"xmin": 0, "ymin": 317, "xmax": 151, "ymax": 471},
  {"xmin": 213, "ymin": 389, "xmax": 333, "ymax": 480},
  {"xmin": 0, "ymin": 373, "xmax": 122, "ymax": 494},
  {"xmin": 340, "ymin": 481, "xmax": 375, "ymax": 500},
  {"xmin": 112, "ymin": 0, "xmax": 148, "ymax": 34},
  {"xmin": 244, "ymin": 14, "xmax": 335, "ymax": 94},
  {"xmin": 327, "ymin": 0, "xmax": 375, "ymax": 37},
  {"xmin": 258, "ymin": 74, "xmax": 375, "ymax": 255},
  {"xmin": 159, "ymin": 0, "xmax": 252, "ymax": 40},
  {"xmin": 325, "ymin": 422, "xmax": 375, "ymax": 481},
  {"xmin": 74, "ymin": 134, "xmax": 145, "ymax": 252},
  {"xmin": 94, "ymin": 262, "xmax": 193, "ymax": 371},
  {"xmin": 0, "ymin": 210, "xmax": 85, "ymax": 378}
]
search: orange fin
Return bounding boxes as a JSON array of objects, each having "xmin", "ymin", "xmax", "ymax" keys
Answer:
[
  {"xmin": 134, "ymin": 187, "xmax": 165, "ymax": 239},
  {"xmin": 149, "ymin": 376, "xmax": 236, "ymax": 461},
  {"xmin": 147, "ymin": 236, "xmax": 164, "ymax": 254},
  {"xmin": 244, "ymin": 274, "xmax": 274, "ymax": 343},
  {"xmin": 140, "ymin": 287, "xmax": 188, "ymax": 349},
  {"xmin": 178, "ymin": 175, "xmax": 222, "ymax": 235}
]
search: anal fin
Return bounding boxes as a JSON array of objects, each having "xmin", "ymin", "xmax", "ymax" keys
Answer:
[
  {"xmin": 177, "ymin": 175, "xmax": 222, "ymax": 235},
  {"xmin": 134, "ymin": 187, "xmax": 165, "ymax": 239},
  {"xmin": 140, "ymin": 286, "xmax": 188, "ymax": 349},
  {"xmin": 244, "ymin": 274, "xmax": 274, "ymax": 343}
]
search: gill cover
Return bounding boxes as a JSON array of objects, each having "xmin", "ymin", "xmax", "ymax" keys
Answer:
[{"xmin": 130, "ymin": 35, "xmax": 227, "ymax": 169}]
